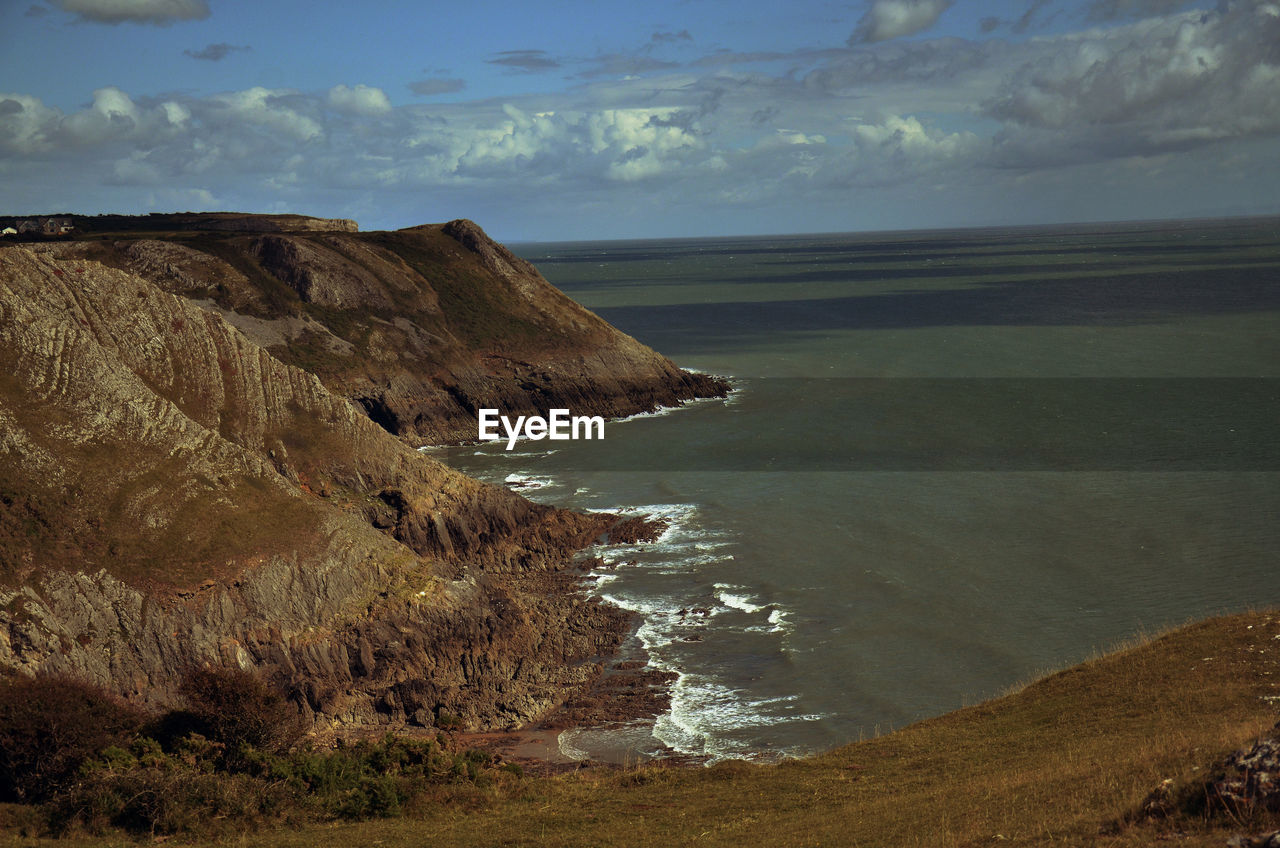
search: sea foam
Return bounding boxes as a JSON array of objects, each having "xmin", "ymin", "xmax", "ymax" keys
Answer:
[{"xmin": 432, "ymin": 393, "xmax": 828, "ymax": 763}]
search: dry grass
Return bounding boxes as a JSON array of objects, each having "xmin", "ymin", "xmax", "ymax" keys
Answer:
[{"xmin": 5, "ymin": 608, "xmax": 1278, "ymax": 846}]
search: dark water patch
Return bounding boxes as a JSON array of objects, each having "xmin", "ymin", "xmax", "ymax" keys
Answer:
[
  {"xmin": 767, "ymin": 246, "xmax": 1278, "ymax": 267},
  {"xmin": 641, "ymin": 260, "xmax": 1280, "ymax": 289},
  {"xmin": 590, "ymin": 265, "xmax": 1280, "ymax": 340},
  {"xmin": 514, "ymin": 217, "xmax": 1280, "ymax": 268}
]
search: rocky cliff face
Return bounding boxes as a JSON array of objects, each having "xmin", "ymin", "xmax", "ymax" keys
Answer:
[
  {"xmin": 27, "ymin": 217, "xmax": 727, "ymax": 444},
  {"xmin": 0, "ymin": 246, "xmax": 649, "ymax": 733}
]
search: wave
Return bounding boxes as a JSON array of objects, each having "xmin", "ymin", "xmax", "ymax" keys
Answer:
[
  {"xmin": 609, "ymin": 378, "xmax": 736, "ymax": 426},
  {"xmin": 715, "ymin": 584, "xmax": 766, "ymax": 614},
  {"xmin": 651, "ymin": 673, "xmax": 825, "ymax": 762},
  {"xmin": 710, "ymin": 584, "xmax": 795, "ymax": 636},
  {"xmin": 557, "ymin": 731, "xmax": 592, "ymax": 761},
  {"xmin": 436, "ymin": 429, "xmax": 824, "ymax": 763},
  {"xmin": 503, "ymin": 472, "xmax": 556, "ymax": 491},
  {"xmin": 587, "ymin": 516, "xmax": 822, "ymax": 762},
  {"xmin": 767, "ymin": 608, "xmax": 792, "ymax": 635}
]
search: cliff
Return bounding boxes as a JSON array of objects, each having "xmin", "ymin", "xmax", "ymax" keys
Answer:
[
  {"xmin": 0, "ymin": 244, "xmax": 655, "ymax": 733},
  {"xmin": 22, "ymin": 216, "xmax": 728, "ymax": 443}
]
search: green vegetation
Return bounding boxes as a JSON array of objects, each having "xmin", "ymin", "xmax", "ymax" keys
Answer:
[
  {"xmin": 0, "ymin": 668, "xmax": 514, "ymax": 840},
  {"xmin": 3, "ymin": 610, "xmax": 1279, "ymax": 845},
  {"xmin": 178, "ymin": 234, "xmax": 303, "ymax": 319},
  {"xmin": 268, "ymin": 328, "xmax": 342, "ymax": 378},
  {"xmin": 367, "ymin": 229, "xmax": 550, "ymax": 348}
]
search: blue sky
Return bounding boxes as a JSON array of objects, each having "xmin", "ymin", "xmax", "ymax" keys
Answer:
[{"xmin": 1, "ymin": 0, "xmax": 1278, "ymax": 240}]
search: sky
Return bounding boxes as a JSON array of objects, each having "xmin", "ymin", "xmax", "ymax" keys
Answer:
[{"xmin": 1, "ymin": 0, "xmax": 1278, "ymax": 241}]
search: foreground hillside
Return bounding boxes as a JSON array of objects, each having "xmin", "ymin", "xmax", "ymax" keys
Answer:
[
  {"xmin": 256, "ymin": 610, "xmax": 1280, "ymax": 847},
  {"xmin": 4, "ymin": 610, "xmax": 1278, "ymax": 845},
  {"xmin": 16, "ymin": 214, "xmax": 726, "ymax": 443}
]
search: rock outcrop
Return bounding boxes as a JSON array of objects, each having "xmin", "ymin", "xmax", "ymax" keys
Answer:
[{"xmin": 0, "ymin": 246, "xmax": 649, "ymax": 733}]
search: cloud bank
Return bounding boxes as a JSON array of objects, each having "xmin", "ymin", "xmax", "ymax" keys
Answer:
[{"xmin": 3, "ymin": 1, "xmax": 1277, "ymax": 237}]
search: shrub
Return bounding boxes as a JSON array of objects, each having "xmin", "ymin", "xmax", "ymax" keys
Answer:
[
  {"xmin": 177, "ymin": 666, "xmax": 306, "ymax": 765},
  {"xmin": 48, "ymin": 747, "xmax": 285, "ymax": 837},
  {"xmin": 2, "ymin": 671, "xmax": 510, "ymax": 837},
  {"xmin": 43, "ymin": 733, "xmax": 510, "ymax": 835},
  {"xmin": 0, "ymin": 675, "xmax": 145, "ymax": 803}
]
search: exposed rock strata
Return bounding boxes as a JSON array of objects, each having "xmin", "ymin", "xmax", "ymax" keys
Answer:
[{"xmin": 0, "ymin": 247, "xmax": 645, "ymax": 733}]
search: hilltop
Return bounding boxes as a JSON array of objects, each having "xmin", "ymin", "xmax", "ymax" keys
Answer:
[{"xmin": 9, "ymin": 212, "xmax": 727, "ymax": 444}]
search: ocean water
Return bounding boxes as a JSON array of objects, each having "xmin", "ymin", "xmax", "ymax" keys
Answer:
[{"xmin": 440, "ymin": 218, "xmax": 1280, "ymax": 762}]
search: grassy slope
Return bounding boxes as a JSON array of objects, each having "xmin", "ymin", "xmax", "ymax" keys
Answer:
[
  {"xmin": 49, "ymin": 227, "xmax": 604, "ymax": 381},
  {"xmin": 8, "ymin": 609, "xmax": 1278, "ymax": 847}
]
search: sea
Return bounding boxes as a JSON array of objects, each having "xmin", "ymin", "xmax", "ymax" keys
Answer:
[{"xmin": 434, "ymin": 217, "xmax": 1280, "ymax": 763}]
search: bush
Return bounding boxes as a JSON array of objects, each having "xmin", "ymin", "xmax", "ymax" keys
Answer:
[
  {"xmin": 0, "ymin": 675, "xmax": 145, "ymax": 803},
  {"xmin": 48, "ymin": 742, "xmax": 286, "ymax": 837},
  {"xmin": 43, "ymin": 733, "xmax": 511, "ymax": 835},
  {"xmin": 177, "ymin": 666, "xmax": 306, "ymax": 765},
  {"xmin": 1, "ymin": 671, "xmax": 511, "ymax": 837},
  {"xmin": 247, "ymin": 734, "xmax": 455, "ymax": 819}
]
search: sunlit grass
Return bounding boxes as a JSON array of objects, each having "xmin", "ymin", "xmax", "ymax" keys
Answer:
[{"xmin": 7, "ymin": 609, "xmax": 1276, "ymax": 846}]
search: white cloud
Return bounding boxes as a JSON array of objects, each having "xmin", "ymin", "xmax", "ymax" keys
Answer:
[
  {"xmin": 389, "ymin": 103, "xmax": 707, "ymax": 186},
  {"xmin": 50, "ymin": 0, "xmax": 209, "ymax": 25},
  {"xmin": 160, "ymin": 101, "xmax": 191, "ymax": 126},
  {"xmin": 774, "ymin": 129, "xmax": 827, "ymax": 146},
  {"xmin": 208, "ymin": 87, "xmax": 323, "ymax": 142},
  {"xmin": 985, "ymin": 4, "xmax": 1280, "ymax": 166},
  {"xmin": 110, "ymin": 150, "xmax": 162, "ymax": 184},
  {"xmin": 814, "ymin": 114, "xmax": 980, "ymax": 188},
  {"xmin": 0, "ymin": 93, "xmax": 60, "ymax": 153},
  {"xmin": 849, "ymin": 114, "xmax": 966, "ymax": 154},
  {"xmin": 59, "ymin": 86, "xmax": 141, "ymax": 145},
  {"xmin": 0, "ymin": 87, "xmax": 193, "ymax": 153},
  {"xmin": 328, "ymin": 84, "xmax": 392, "ymax": 117},
  {"xmin": 850, "ymin": 0, "xmax": 953, "ymax": 44},
  {"xmin": 588, "ymin": 108, "xmax": 703, "ymax": 180}
]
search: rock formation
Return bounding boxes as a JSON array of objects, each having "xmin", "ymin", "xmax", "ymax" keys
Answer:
[{"xmin": 0, "ymin": 232, "xmax": 685, "ymax": 734}]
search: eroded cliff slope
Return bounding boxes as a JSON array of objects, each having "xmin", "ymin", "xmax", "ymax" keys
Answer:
[
  {"xmin": 25, "ymin": 215, "xmax": 727, "ymax": 443},
  {"xmin": 0, "ymin": 246, "xmax": 639, "ymax": 733}
]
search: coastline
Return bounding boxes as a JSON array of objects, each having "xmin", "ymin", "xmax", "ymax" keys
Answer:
[
  {"xmin": 449, "ymin": 644, "xmax": 691, "ymax": 775},
  {"xmin": 438, "ymin": 504, "xmax": 691, "ymax": 773},
  {"xmin": 419, "ymin": 384, "xmax": 741, "ymax": 767},
  {"xmin": 450, "ymin": 506, "xmax": 709, "ymax": 773}
]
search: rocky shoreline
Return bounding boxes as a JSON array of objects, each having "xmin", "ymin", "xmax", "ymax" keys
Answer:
[{"xmin": 0, "ymin": 218, "xmax": 724, "ymax": 744}]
